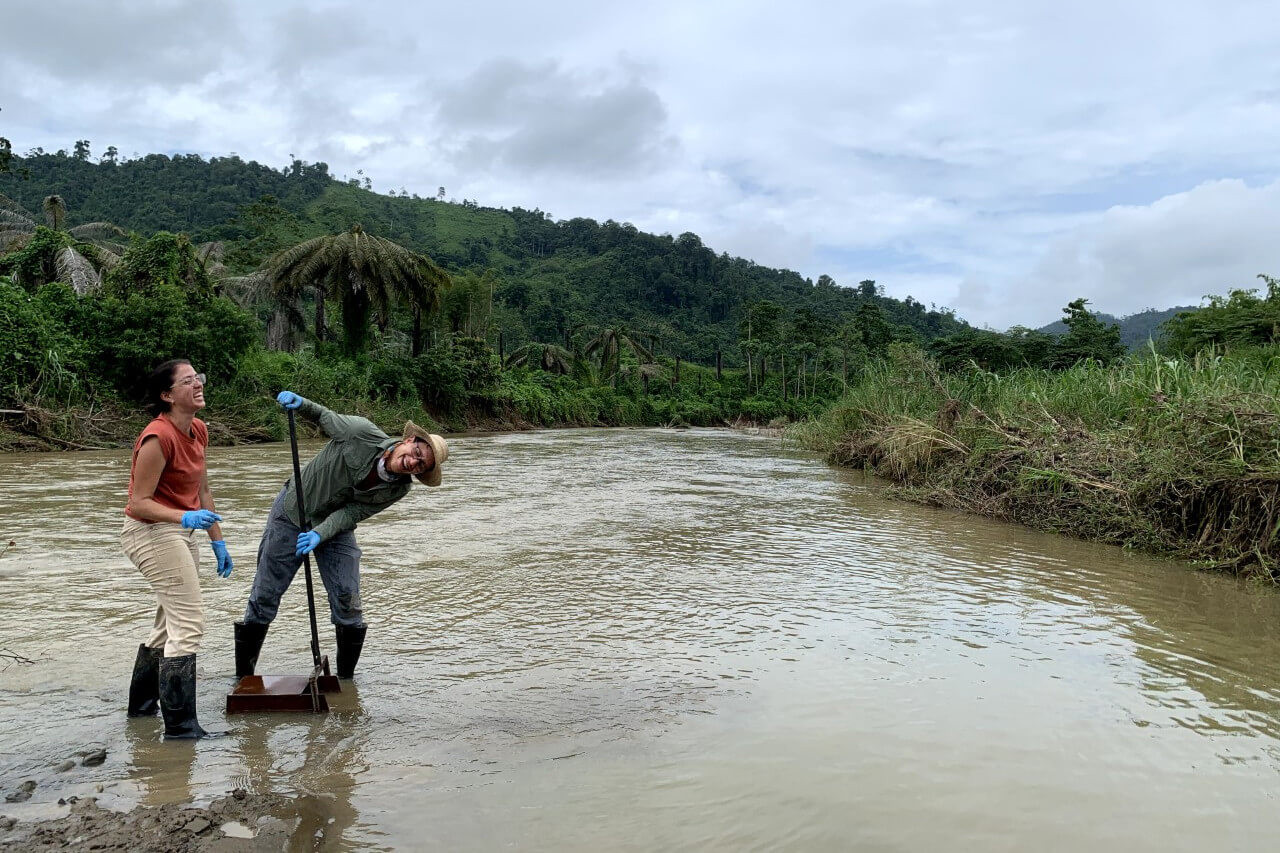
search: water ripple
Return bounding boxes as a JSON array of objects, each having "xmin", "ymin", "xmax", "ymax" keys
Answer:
[{"xmin": 2, "ymin": 429, "xmax": 1280, "ymax": 849}]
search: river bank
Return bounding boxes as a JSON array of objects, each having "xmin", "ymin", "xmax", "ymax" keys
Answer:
[
  {"xmin": 793, "ymin": 346, "xmax": 1280, "ymax": 581},
  {"xmin": 0, "ymin": 367, "xmax": 799, "ymax": 454},
  {"xmin": 0, "ymin": 399, "xmax": 782, "ymax": 454},
  {"xmin": 0, "ymin": 399, "xmax": 516, "ymax": 453}
]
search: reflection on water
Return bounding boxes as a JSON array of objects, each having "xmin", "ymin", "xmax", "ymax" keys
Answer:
[{"xmin": 2, "ymin": 427, "xmax": 1280, "ymax": 851}]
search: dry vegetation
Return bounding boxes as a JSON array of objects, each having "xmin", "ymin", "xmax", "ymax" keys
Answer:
[{"xmin": 794, "ymin": 344, "xmax": 1280, "ymax": 581}]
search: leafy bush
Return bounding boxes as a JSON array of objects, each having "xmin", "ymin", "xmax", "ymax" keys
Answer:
[
  {"xmin": 0, "ymin": 279, "xmax": 91, "ymax": 404},
  {"xmin": 91, "ymin": 282, "xmax": 257, "ymax": 399},
  {"xmin": 1160, "ymin": 276, "xmax": 1280, "ymax": 356},
  {"xmin": 367, "ymin": 353, "xmax": 418, "ymax": 402},
  {"xmin": 414, "ymin": 348, "xmax": 468, "ymax": 415}
]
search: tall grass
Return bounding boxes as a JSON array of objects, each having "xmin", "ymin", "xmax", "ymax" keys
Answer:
[{"xmin": 792, "ymin": 344, "xmax": 1280, "ymax": 579}]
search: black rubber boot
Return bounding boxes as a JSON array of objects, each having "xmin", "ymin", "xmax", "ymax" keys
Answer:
[
  {"xmin": 334, "ymin": 623, "xmax": 367, "ymax": 679},
  {"xmin": 234, "ymin": 621, "xmax": 270, "ymax": 678},
  {"xmin": 158, "ymin": 654, "xmax": 227, "ymax": 740},
  {"xmin": 127, "ymin": 644, "xmax": 162, "ymax": 717}
]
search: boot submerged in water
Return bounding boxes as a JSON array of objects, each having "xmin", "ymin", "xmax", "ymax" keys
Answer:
[
  {"xmin": 158, "ymin": 654, "xmax": 227, "ymax": 740},
  {"xmin": 127, "ymin": 644, "xmax": 162, "ymax": 717},
  {"xmin": 234, "ymin": 620, "xmax": 270, "ymax": 678},
  {"xmin": 334, "ymin": 623, "xmax": 367, "ymax": 679}
]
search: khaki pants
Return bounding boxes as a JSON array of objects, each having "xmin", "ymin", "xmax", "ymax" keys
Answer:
[{"xmin": 121, "ymin": 517, "xmax": 205, "ymax": 657}]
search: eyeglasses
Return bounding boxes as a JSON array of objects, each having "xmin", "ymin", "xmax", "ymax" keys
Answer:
[
  {"xmin": 403, "ymin": 442, "xmax": 434, "ymax": 471},
  {"xmin": 174, "ymin": 373, "xmax": 207, "ymax": 388}
]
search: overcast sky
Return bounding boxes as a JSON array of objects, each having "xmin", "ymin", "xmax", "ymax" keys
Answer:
[{"xmin": 3, "ymin": 0, "xmax": 1279, "ymax": 329}]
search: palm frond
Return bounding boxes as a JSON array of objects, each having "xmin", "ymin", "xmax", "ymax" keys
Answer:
[
  {"xmin": 0, "ymin": 208, "xmax": 34, "ymax": 229},
  {"xmin": 0, "ymin": 193, "xmax": 35, "ymax": 224},
  {"xmin": 219, "ymin": 272, "xmax": 272, "ymax": 308},
  {"xmin": 69, "ymin": 222, "xmax": 128, "ymax": 243},
  {"xmin": 619, "ymin": 362, "xmax": 666, "ymax": 380},
  {"xmin": 262, "ymin": 225, "xmax": 451, "ymax": 352},
  {"xmin": 195, "ymin": 241, "xmax": 224, "ymax": 263},
  {"xmin": 0, "ymin": 229, "xmax": 30, "ymax": 251},
  {"xmin": 95, "ymin": 247, "xmax": 122, "ymax": 271},
  {"xmin": 506, "ymin": 343, "xmax": 574, "ymax": 374},
  {"xmin": 55, "ymin": 246, "xmax": 102, "ymax": 294}
]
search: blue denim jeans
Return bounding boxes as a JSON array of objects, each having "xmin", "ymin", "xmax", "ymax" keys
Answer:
[{"xmin": 243, "ymin": 487, "xmax": 364, "ymax": 627}]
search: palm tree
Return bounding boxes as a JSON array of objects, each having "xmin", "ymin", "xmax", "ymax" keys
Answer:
[
  {"xmin": 584, "ymin": 326, "xmax": 652, "ymax": 384},
  {"xmin": 617, "ymin": 361, "xmax": 667, "ymax": 392},
  {"xmin": 217, "ymin": 269, "xmax": 306, "ymax": 353},
  {"xmin": 262, "ymin": 224, "xmax": 451, "ymax": 355},
  {"xmin": 0, "ymin": 193, "xmax": 127, "ymax": 293},
  {"xmin": 504, "ymin": 342, "xmax": 575, "ymax": 374}
]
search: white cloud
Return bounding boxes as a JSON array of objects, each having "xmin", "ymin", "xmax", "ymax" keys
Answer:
[
  {"xmin": 3, "ymin": 0, "xmax": 1280, "ymax": 328},
  {"xmin": 990, "ymin": 179, "xmax": 1280, "ymax": 327},
  {"xmin": 434, "ymin": 60, "xmax": 675, "ymax": 177}
]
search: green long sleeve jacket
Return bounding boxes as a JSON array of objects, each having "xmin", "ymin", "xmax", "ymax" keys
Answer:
[{"xmin": 284, "ymin": 398, "xmax": 411, "ymax": 542}]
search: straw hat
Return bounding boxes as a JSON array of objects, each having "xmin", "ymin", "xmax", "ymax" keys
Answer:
[{"xmin": 402, "ymin": 421, "xmax": 448, "ymax": 486}]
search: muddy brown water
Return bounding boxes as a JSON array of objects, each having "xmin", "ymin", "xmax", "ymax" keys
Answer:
[{"xmin": 1, "ymin": 427, "xmax": 1279, "ymax": 851}]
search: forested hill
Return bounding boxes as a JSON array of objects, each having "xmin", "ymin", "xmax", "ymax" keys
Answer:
[
  {"xmin": 1038, "ymin": 305, "xmax": 1196, "ymax": 350},
  {"xmin": 1, "ymin": 148, "xmax": 968, "ymax": 363}
]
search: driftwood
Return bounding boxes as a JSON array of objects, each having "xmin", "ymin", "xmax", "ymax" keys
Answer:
[{"xmin": 1, "ymin": 649, "xmax": 36, "ymax": 667}]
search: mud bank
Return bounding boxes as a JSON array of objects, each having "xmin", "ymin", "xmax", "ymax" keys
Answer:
[{"xmin": 0, "ymin": 789, "xmax": 302, "ymax": 852}]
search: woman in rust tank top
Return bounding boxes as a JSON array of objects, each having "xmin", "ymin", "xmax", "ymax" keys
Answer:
[{"xmin": 121, "ymin": 359, "xmax": 234, "ymax": 739}]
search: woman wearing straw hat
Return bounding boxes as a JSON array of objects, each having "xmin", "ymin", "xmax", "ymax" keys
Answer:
[{"xmin": 234, "ymin": 391, "xmax": 448, "ymax": 681}]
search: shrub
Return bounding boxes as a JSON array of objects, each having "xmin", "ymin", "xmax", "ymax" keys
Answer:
[{"xmin": 0, "ymin": 279, "xmax": 91, "ymax": 405}]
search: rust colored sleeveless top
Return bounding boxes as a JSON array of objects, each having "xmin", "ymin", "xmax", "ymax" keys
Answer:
[{"xmin": 125, "ymin": 415, "xmax": 208, "ymax": 520}]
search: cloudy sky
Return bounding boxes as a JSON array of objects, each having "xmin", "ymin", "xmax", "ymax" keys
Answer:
[{"xmin": 3, "ymin": 0, "xmax": 1279, "ymax": 329}]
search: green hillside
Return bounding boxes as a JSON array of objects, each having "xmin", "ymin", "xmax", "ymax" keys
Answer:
[
  {"xmin": 1038, "ymin": 305, "xmax": 1196, "ymax": 350},
  {"xmin": 1, "ymin": 148, "xmax": 968, "ymax": 365}
]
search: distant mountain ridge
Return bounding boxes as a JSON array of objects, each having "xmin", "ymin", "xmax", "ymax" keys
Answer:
[{"xmin": 1038, "ymin": 305, "xmax": 1197, "ymax": 350}]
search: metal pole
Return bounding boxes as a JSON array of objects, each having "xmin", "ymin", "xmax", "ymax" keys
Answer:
[{"xmin": 287, "ymin": 409, "xmax": 324, "ymax": 674}]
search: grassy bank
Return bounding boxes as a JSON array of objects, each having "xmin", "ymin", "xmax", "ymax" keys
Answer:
[
  {"xmin": 792, "ymin": 344, "xmax": 1280, "ymax": 581},
  {"xmin": 0, "ymin": 344, "xmax": 829, "ymax": 452}
]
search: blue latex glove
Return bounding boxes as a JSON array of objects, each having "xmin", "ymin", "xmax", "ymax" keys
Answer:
[
  {"xmin": 296, "ymin": 530, "xmax": 321, "ymax": 557},
  {"xmin": 180, "ymin": 509, "xmax": 222, "ymax": 530},
  {"xmin": 211, "ymin": 540, "xmax": 233, "ymax": 578},
  {"xmin": 276, "ymin": 391, "xmax": 303, "ymax": 410}
]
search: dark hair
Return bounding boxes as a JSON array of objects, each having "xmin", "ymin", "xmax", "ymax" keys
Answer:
[{"xmin": 144, "ymin": 359, "xmax": 191, "ymax": 416}]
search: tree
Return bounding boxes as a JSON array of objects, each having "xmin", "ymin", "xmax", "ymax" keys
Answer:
[
  {"xmin": 1051, "ymin": 298, "xmax": 1125, "ymax": 367},
  {"xmin": 0, "ymin": 109, "xmax": 25, "ymax": 178},
  {"xmin": 1159, "ymin": 276, "xmax": 1280, "ymax": 356},
  {"xmin": 928, "ymin": 327, "xmax": 1022, "ymax": 372},
  {"xmin": 43, "ymin": 194, "xmax": 67, "ymax": 231},
  {"xmin": 789, "ymin": 305, "xmax": 832, "ymax": 348},
  {"xmin": 850, "ymin": 301, "xmax": 894, "ymax": 352},
  {"xmin": 1, "ymin": 193, "xmax": 127, "ymax": 253},
  {"xmin": 0, "ymin": 194, "xmax": 127, "ymax": 293},
  {"xmin": 742, "ymin": 300, "xmax": 783, "ymax": 344},
  {"xmin": 103, "ymin": 231, "xmax": 217, "ymax": 297},
  {"xmin": 584, "ymin": 326, "xmax": 652, "ymax": 383},
  {"xmin": 262, "ymin": 224, "xmax": 451, "ymax": 355},
  {"xmin": 442, "ymin": 269, "xmax": 498, "ymax": 339},
  {"xmin": 505, "ymin": 342, "xmax": 574, "ymax": 374},
  {"xmin": 92, "ymin": 232, "xmax": 257, "ymax": 397}
]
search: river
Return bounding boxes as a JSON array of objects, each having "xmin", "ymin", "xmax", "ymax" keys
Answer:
[{"xmin": 1, "ymin": 427, "xmax": 1278, "ymax": 850}]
